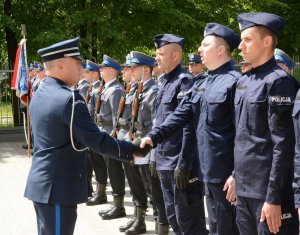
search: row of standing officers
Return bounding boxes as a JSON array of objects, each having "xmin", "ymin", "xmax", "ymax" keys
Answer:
[{"xmin": 24, "ymin": 10, "xmax": 300, "ymax": 235}]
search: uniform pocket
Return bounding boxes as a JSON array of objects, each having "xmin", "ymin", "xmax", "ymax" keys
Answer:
[
  {"xmin": 206, "ymin": 91, "xmax": 229, "ymax": 129},
  {"xmin": 247, "ymin": 94, "xmax": 268, "ymax": 136}
]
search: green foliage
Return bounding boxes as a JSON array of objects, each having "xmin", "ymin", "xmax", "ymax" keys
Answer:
[{"xmin": 1, "ymin": 0, "xmax": 300, "ymax": 65}]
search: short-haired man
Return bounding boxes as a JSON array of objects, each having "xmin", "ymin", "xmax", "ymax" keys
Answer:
[
  {"xmin": 143, "ymin": 33, "xmax": 207, "ymax": 235},
  {"xmin": 235, "ymin": 12, "xmax": 299, "ymax": 234},
  {"xmin": 141, "ymin": 23, "xmax": 241, "ymax": 235}
]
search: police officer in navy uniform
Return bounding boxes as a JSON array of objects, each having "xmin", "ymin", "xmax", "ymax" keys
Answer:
[
  {"xmin": 24, "ymin": 37, "xmax": 147, "ymax": 235},
  {"xmin": 94, "ymin": 55, "xmax": 127, "ymax": 220},
  {"xmin": 139, "ymin": 33, "xmax": 207, "ymax": 235},
  {"xmin": 188, "ymin": 53, "xmax": 205, "ymax": 77},
  {"xmin": 235, "ymin": 13, "xmax": 299, "ymax": 234},
  {"xmin": 141, "ymin": 24, "xmax": 241, "ymax": 235},
  {"xmin": 274, "ymin": 48, "xmax": 296, "ymax": 75}
]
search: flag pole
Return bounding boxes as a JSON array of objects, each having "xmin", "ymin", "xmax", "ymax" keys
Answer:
[{"xmin": 21, "ymin": 24, "xmax": 31, "ymax": 158}]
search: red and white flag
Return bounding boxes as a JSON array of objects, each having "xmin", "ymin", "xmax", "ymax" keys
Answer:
[{"xmin": 11, "ymin": 39, "xmax": 29, "ymax": 106}]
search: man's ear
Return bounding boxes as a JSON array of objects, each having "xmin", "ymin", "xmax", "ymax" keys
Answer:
[
  {"xmin": 173, "ymin": 51, "xmax": 179, "ymax": 62},
  {"xmin": 217, "ymin": 45, "xmax": 225, "ymax": 56},
  {"xmin": 264, "ymin": 35, "xmax": 273, "ymax": 48}
]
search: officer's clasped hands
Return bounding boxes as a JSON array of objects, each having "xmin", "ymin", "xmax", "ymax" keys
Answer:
[{"xmin": 132, "ymin": 137, "xmax": 152, "ymax": 157}]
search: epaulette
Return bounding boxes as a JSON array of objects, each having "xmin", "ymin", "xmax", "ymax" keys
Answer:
[
  {"xmin": 178, "ymin": 72, "xmax": 194, "ymax": 80},
  {"xmin": 264, "ymin": 68, "xmax": 288, "ymax": 85},
  {"xmin": 228, "ymin": 70, "xmax": 241, "ymax": 79},
  {"xmin": 273, "ymin": 69, "xmax": 288, "ymax": 79}
]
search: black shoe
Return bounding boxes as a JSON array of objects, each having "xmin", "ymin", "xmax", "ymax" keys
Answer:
[
  {"xmin": 101, "ymin": 206, "xmax": 126, "ymax": 220},
  {"xmin": 98, "ymin": 206, "xmax": 114, "ymax": 216},
  {"xmin": 86, "ymin": 195, "xmax": 107, "ymax": 206},
  {"xmin": 119, "ymin": 219, "xmax": 136, "ymax": 232},
  {"xmin": 125, "ymin": 220, "xmax": 146, "ymax": 234}
]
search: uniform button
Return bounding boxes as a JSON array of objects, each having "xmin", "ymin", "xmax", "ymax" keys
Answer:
[{"xmin": 79, "ymin": 174, "xmax": 82, "ymax": 178}]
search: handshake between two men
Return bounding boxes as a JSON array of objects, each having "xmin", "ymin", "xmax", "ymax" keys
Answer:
[
  {"xmin": 131, "ymin": 137, "xmax": 153, "ymax": 157},
  {"xmin": 131, "ymin": 137, "xmax": 190, "ymax": 190}
]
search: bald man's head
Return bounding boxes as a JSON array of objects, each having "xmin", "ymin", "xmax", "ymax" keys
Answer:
[{"xmin": 155, "ymin": 43, "xmax": 182, "ymax": 73}]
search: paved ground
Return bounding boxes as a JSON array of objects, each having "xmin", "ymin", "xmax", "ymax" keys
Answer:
[{"xmin": 0, "ymin": 140, "xmax": 177, "ymax": 235}]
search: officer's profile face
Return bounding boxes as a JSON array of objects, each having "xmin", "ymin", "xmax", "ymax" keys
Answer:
[
  {"xmin": 239, "ymin": 27, "xmax": 268, "ymax": 68},
  {"xmin": 188, "ymin": 63, "xmax": 195, "ymax": 74},
  {"xmin": 100, "ymin": 66, "xmax": 109, "ymax": 79},
  {"xmin": 198, "ymin": 35, "xmax": 219, "ymax": 70},
  {"xmin": 152, "ymin": 65, "xmax": 163, "ymax": 77},
  {"xmin": 155, "ymin": 44, "xmax": 177, "ymax": 73},
  {"xmin": 131, "ymin": 65, "xmax": 147, "ymax": 81},
  {"xmin": 84, "ymin": 70, "xmax": 93, "ymax": 82},
  {"xmin": 189, "ymin": 63, "xmax": 204, "ymax": 75},
  {"xmin": 61, "ymin": 57, "xmax": 83, "ymax": 87},
  {"xmin": 122, "ymin": 66, "xmax": 132, "ymax": 82}
]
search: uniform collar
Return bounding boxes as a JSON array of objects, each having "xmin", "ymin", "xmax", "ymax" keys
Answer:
[
  {"xmin": 247, "ymin": 57, "xmax": 277, "ymax": 75},
  {"xmin": 93, "ymin": 80, "xmax": 100, "ymax": 86},
  {"xmin": 105, "ymin": 78, "xmax": 117, "ymax": 88},
  {"xmin": 77, "ymin": 78, "xmax": 86, "ymax": 85},
  {"xmin": 164, "ymin": 64, "xmax": 182, "ymax": 81},
  {"xmin": 142, "ymin": 78, "xmax": 155, "ymax": 91},
  {"xmin": 46, "ymin": 76, "xmax": 68, "ymax": 87},
  {"xmin": 208, "ymin": 60, "xmax": 235, "ymax": 75}
]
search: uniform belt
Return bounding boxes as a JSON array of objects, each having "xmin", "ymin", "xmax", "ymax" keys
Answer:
[
  {"xmin": 119, "ymin": 125, "xmax": 130, "ymax": 130},
  {"xmin": 96, "ymin": 121, "xmax": 113, "ymax": 126}
]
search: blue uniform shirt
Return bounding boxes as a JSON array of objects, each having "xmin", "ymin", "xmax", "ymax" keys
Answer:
[
  {"xmin": 24, "ymin": 77, "xmax": 133, "ymax": 205},
  {"xmin": 150, "ymin": 65, "xmax": 194, "ymax": 170},
  {"xmin": 149, "ymin": 61, "xmax": 239, "ymax": 183},
  {"xmin": 234, "ymin": 58, "xmax": 298, "ymax": 204},
  {"xmin": 149, "ymin": 64, "xmax": 194, "ymax": 170}
]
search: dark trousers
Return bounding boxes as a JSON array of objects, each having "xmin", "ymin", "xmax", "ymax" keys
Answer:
[
  {"xmin": 159, "ymin": 170, "xmax": 208, "ymax": 235},
  {"xmin": 33, "ymin": 202, "xmax": 77, "ymax": 235},
  {"xmin": 205, "ymin": 183, "xmax": 239, "ymax": 235},
  {"xmin": 89, "ymin": 150, "xmax": 107, "ymax": 185},
  {"xmin": 123, "ymin": 162, "xmax": 148, "ymax": 209},
  {"xmin": 236, "ymin": 196, "xmax": 299, "ymax": 235},
  {"xmin": 150, "ymin": 171, "xmax": 168, "ymax": 224},
  {"xmin": 107, "ymin": 157, "xmax": 125, "ymax": 197}
]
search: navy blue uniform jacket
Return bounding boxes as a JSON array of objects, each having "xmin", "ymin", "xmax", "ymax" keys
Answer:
[
  {"xmin": 149, "ymin": 64, "xmax": 195, "ymax": 171},
  {"xmin": 234, "ymin": 58, "xmax": 298, "ymax": 204},
  {"xmin": 149, "ymin": 61, "xmax": 239, "ymax": 183},
  {"xmin": 24, "ymin": 77, "xmax": 133, "ymax": 205}
]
